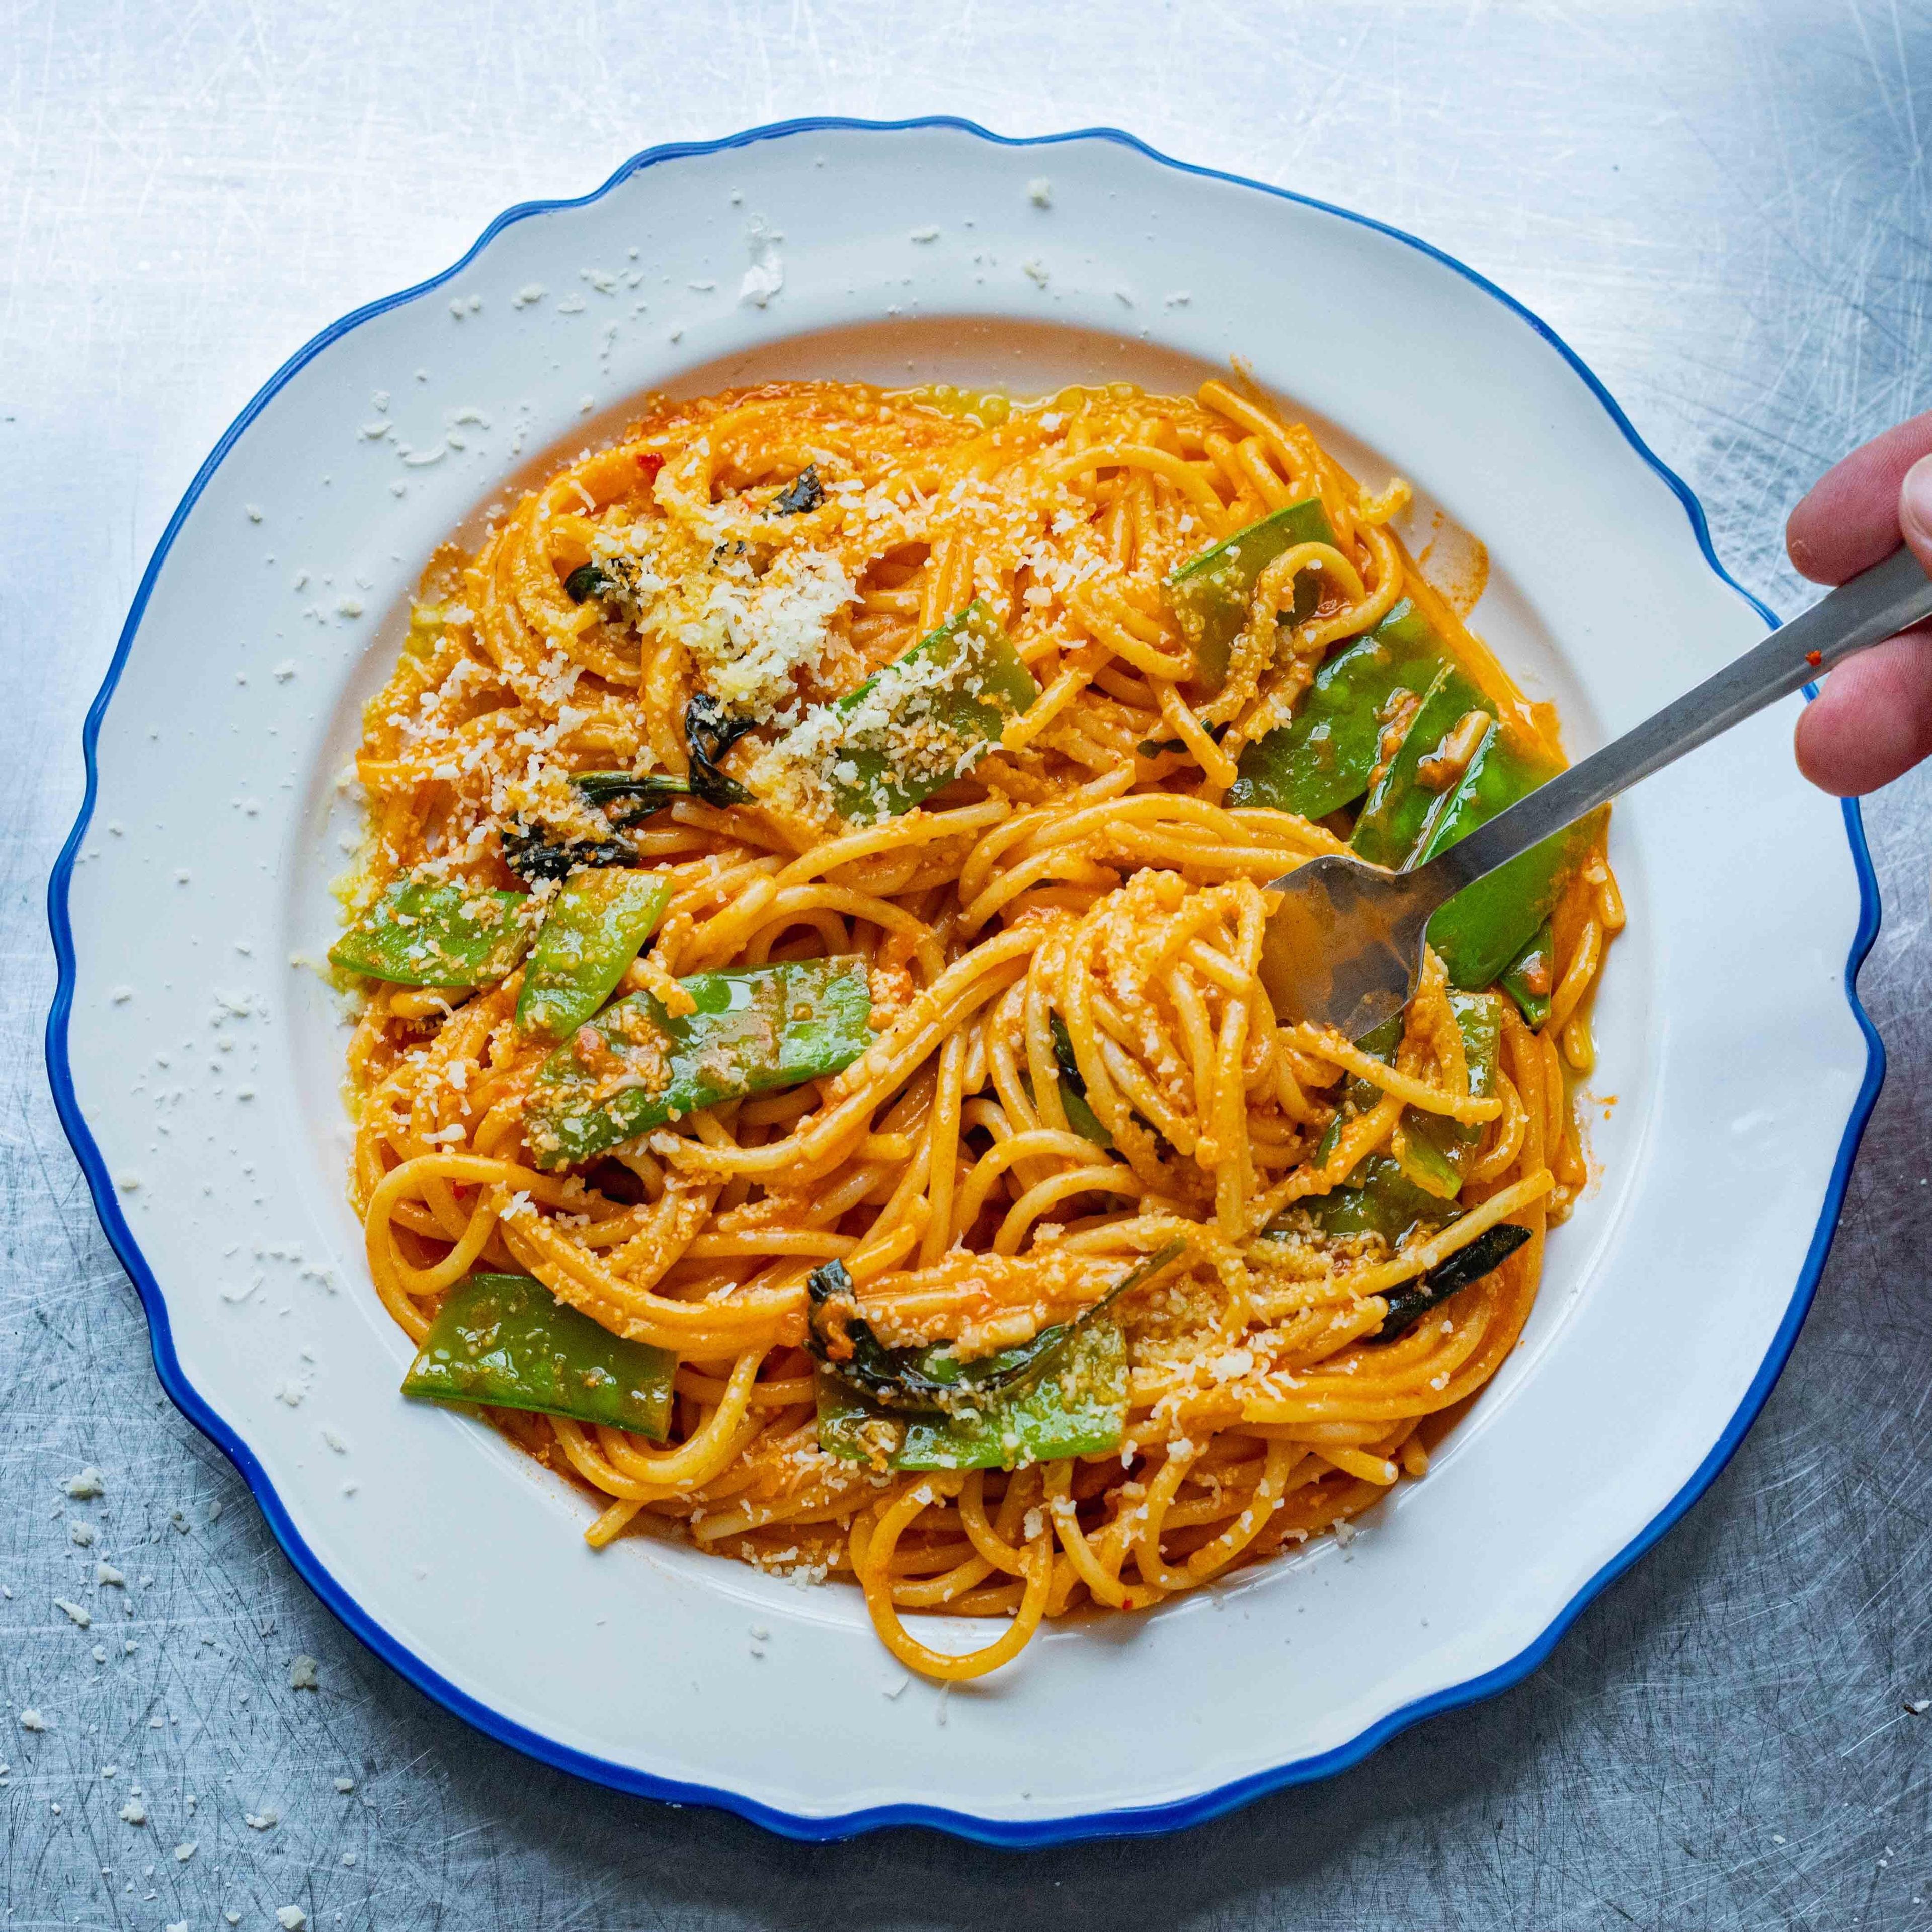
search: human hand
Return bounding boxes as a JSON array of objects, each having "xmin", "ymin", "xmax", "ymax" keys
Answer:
[{"xmin": 1787, "ymin": 409, "xmax": 1932, "ymax": 795}]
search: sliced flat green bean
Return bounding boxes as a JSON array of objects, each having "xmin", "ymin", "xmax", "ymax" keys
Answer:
[
  {"xmin": 1349, "ymin": 660, "xmax": 1495, "ymax": 869},
  {"xmin": 1342, "ymin": 641, "xmax": 1591, "ymax": 992},
  {"xmin": 797, "ymin": 600, "xmax": 1039, "ymax": 824},
  {"xmin": 1227, "ymin": 599, "xmax": 1443, "ymax": 818},
  {"xmin": 1424, "ymin": 799, "xmax": 1597, "ymax": 996},
  {"xmin": 329, "ymin": 880, "xmax": 531, "ymax": 988},
  {"xmin": 516, "ymin": 871, "xmax": 673, "ymax": 1040},
  {"xmin": 524, "ymin": 957, "xmax": 873, "ymax": 1169},
  {"xmin": 814, "ymin": 1322, "xmax": 1129, "ymax": 1471},
  {"xmin": 1499, "ymin": 921, "xmax": 1556, "ymax": 1028},
  {"xmin": 1167, "ymin": 497, "xmax": 1336, "ymax": 695},
  {"xmin": 1395, "ymin": 990, "xmax": 1503, "ymax": 1195},
  {"xmin": 1298, "ymin": 994, "xmax": 1500, "ymax": 1236},
  {"xmin": 402, "ymin": 1271, "xmax": 674, "ymax": 1437}
]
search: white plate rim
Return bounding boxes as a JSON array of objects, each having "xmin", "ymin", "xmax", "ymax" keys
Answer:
[{"xmin": 43, "ymin": 114, "xmax": 1885, "ymax": 1846}]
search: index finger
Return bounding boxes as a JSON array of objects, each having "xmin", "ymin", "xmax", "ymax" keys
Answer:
[{"xmin": 1786, "ymin": 407, "xmax": 1932, "ymax": 584}]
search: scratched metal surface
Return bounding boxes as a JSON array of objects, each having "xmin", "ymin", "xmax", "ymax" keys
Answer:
[{"xmin": 3, "ymin": 2, "xmax": 1929, "ymax": 1925}]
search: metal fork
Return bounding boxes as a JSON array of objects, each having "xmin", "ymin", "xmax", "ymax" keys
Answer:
[{"xmin": 1258, "ymin": 543, "xmax": 1932, "ymax": 1037}]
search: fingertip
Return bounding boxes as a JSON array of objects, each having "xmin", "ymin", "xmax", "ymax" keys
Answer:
[
  {"xmin": 1792, "ymin": 699, "xmax": 1850, "ymax": 795},
  {"xmin": 1791, "ymin": 625, "xmax": 1932, "ymax": 796},
  {"xmin": 1785, "ymin": 408, "xmax": 1932, "ymax": 584},
  {"xmin": 1899, "ymin": 452, "xmax": 1932, "ymax": 575},
  {"xmin": 1785, "ymin": 478, "xmax": 1834, "ymax": 582}
]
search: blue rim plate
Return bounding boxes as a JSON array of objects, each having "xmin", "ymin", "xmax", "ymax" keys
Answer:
[{"xmin": 45, "ymin": 117, "xmax": 1883, "ymax": 1844}]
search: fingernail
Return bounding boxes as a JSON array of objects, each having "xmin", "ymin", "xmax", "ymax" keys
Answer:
[{"xmin": 1901, "ymin": 453, "xmax": 1932, "ymax": 549}]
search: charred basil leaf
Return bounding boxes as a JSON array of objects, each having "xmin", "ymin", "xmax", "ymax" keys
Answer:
[
  {"xmin": 804, "ymin": 1262, "xmax": 980, "ymax": 1414},
  {"xmin": 806, "ymin": 1239, "xmax": 1187, "ymax": 1415},
  {"xmin": 572, "ymin": 769, "xmax": 692, "ymax": 827},
  {"xmin": 564, "ymin": 562, "xmax": 614, "ymax": 604},
  {"xmin": 1046, "ymin": 1014, "xmax": 1114, "ymax": 1149},
  {"xmin": 1048, "ymin": 1013, "xmax": 1083, "ymax": 1087},
  {"xmin": 683, "ymin": 694, "xmax": 756, "ymax": 808},
  {"xmin": 498, "ymin": 771, "xmax": 698, "ymax": 882},
  {"xmin": 1043, "ymin": 1013, "xmax": 1188, "ymax": 1162},
  {"xmin": 1373, "ymin": 1222, "xmax": 1531, "ymax": 1342},
  {"xmin": 770, "ymin": 464, "xmax": 825, "ymax": 515},
  {"xmin": 1135, "ymin": 720, "xmax": 1228, "ymax": 758},
  {"xmin": 500, "ymin": 819, "xmax": 637, "ymax": 884}
]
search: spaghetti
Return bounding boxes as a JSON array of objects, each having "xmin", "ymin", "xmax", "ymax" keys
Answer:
[{"xmin": 340, "ymin": 378, "xmax": 1618, "ymax": 1679}]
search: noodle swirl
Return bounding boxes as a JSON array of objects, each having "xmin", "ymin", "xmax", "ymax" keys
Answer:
[{"xmin": 340, "ymin": 378, "xmax": 1616, "ymax": 1677}]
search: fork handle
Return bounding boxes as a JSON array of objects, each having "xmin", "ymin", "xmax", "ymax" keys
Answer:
[{"xmin": 1416, "ymin": 542, "xmax": 1932, "ymax": 899}]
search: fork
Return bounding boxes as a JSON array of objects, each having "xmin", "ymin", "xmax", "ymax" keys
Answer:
[{"xmin": 1258, "ymin": 542, "xmax": 1932, "ymax": 1037}]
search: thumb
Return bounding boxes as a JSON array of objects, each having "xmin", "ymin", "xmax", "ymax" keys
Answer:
[
  {"xmin": 1791, "ymin": 455, "xmax": 1932, "ymax": 794},
  {"xmin": 1901, "ymin": 453, "xmax": 1932, "ymax": 577}
]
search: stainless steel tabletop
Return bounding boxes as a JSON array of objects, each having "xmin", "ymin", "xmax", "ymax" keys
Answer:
[{"xmin": 5, "ymin": 3, "xmax": 1929, "ymax": 1925}]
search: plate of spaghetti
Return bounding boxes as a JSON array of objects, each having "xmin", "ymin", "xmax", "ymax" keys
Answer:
[{"xmin": 49, "ymin": 120, "xmax": 1880, "ymax": 1842}]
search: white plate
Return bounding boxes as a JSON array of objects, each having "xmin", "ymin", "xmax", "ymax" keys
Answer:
[{"xmin": 47, "ymin": 119, "xmax": 1881, "ymax": 1844}]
